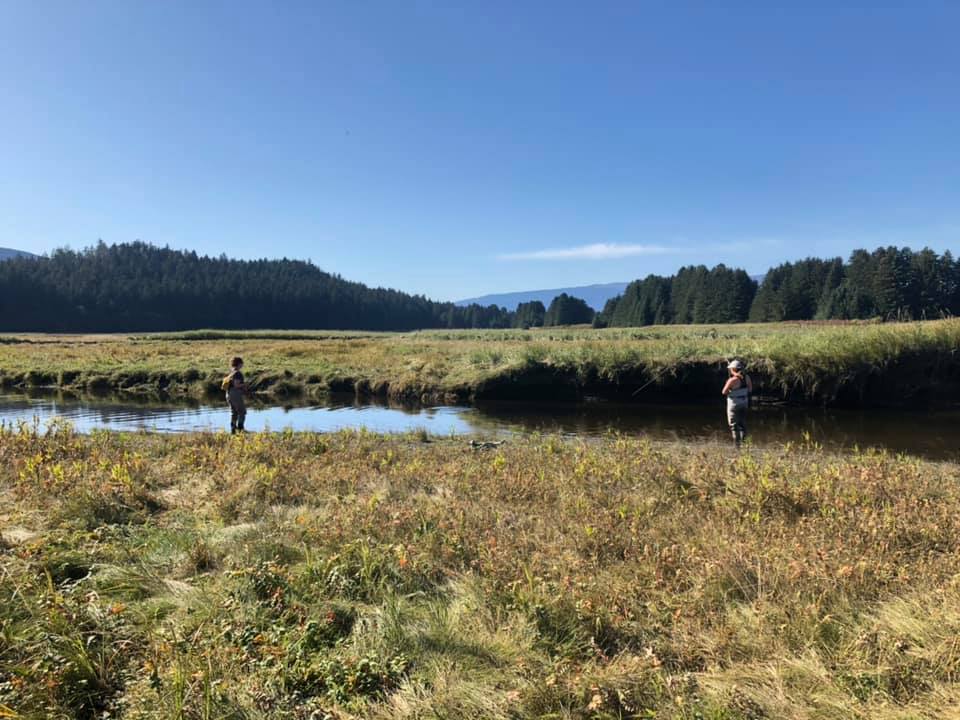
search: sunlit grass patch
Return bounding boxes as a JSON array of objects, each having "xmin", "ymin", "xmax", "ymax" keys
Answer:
[
  {"xmin": 2, "ymin": 424, "xmax": 960, "ymax": 717},
  {"xmin": 1, "ymin": 319, "xmax": 958, "ymax": 405}
]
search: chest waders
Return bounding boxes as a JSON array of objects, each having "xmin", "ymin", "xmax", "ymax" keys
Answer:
[
  {"xmin": 226, "ymin": 372, "xmax": 246, "ymax": 433},
  {"xmin": 727, "ymin": 382, "xmax": 749, "ymax": 448}
]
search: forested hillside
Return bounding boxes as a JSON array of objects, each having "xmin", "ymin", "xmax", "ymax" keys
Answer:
[
  {"xmin": 1, "ymin": 242, "xmax": 956, "ymax": 331},
  {"xmin": 0, "ymin": 242, "xmax": 516, "ymax": 332},
  {"xmin": 596, "ymin": 247, "xmax": 960, "ymax": 327}
]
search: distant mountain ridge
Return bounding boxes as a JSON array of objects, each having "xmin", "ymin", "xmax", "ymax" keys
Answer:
[
  {"xmin": 459, "ymin": 275, "xmax": 768, "ymax": 312},
  {"xmin": 457, "ymin": 282, "xmax": 629, "ymax": 312},
  {"xmin": 0, "ymin": 247, "xmax": 37, "ymax": 261}
]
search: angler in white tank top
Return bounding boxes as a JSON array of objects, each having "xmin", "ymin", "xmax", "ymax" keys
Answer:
[{"xmin": 721, "ymin": 359, "xmax": 752, "ymax": 448}]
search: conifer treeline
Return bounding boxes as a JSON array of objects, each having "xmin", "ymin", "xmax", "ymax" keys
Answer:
[
  {"xmin": 596, "ymin": 265, "xmax": 756, "ymax": 327},
  {"xmin": 0, "ymin": 242, "xmax": 515, "ymax": 332},
  {"xmin": 0, "ymin": 242, "xmax": 956, "ymax": 331},
  {"xmin": 595, "ymin": 246, "xmax": 960, "ymax": 327}
]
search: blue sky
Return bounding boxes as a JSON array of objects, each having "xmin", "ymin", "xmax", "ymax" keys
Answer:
[{"xmin": 2, "ymin": 1, "xmax": 958, "ymax": 301}]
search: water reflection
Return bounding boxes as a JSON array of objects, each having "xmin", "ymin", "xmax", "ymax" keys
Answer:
[
  {"xmin": 0, "ymin": 391, "xmax": 477, "ymax": 436},
  {"xmin": 471, "ymin": 401, "xmax": 959, "ymax": 459},
  {"xmin": 0, "ymin": 390, "xmax": 956, "ymax": 460}
]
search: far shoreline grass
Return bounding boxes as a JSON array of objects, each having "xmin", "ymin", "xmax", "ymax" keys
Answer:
[{"xmin": 0, "ymin": 319, "xmax": 958, "ymax": 408}]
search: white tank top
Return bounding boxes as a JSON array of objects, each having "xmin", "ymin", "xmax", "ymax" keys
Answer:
[{"xmin": 727, "ymin": 378, "xmax": 749, "ymax": 406}]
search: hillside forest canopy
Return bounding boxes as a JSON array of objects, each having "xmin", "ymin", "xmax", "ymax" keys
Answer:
[{"xmin": 0, "ymin": 242, "xmax": 957, "ymax": 332}]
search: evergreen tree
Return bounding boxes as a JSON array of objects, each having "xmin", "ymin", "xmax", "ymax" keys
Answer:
[
  {"xmin": 544, "ymin": 293, "xmax": 594, "ymax": 326},
  {"xmin": 814, "ymin": 259, "xmax": 845, "ymax": 319},
  {"xmin": 512, "ymin": 301, "xmax": 546, "ymax": 328},
  {"xmin": 592, "ymin": 296, "xmax": 620, "ymax": 328},
  {"xmin": 943, "ymin": 250, "xmax": 960, "ymax": 315},
  {"xmin": 749, "ymin": 258, "xmax": 843, "ymax": 322},
  {"xmin": 609, "ymin": 276, "xmax": 671, "ymax": 326}
]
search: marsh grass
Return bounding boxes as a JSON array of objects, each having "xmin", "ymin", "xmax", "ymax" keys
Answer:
[
  {"xmin": 0, "ymin": 319, "xmax": 957, "ymax": 405},
  {"xmin": 2, "ymin": 424, "xmax": 960, "ymax": 717}
]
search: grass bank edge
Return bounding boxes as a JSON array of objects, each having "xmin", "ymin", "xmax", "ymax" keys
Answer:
[{"xmin": 1, "ymin": 319, "xmax": 958, "ymax": 407}]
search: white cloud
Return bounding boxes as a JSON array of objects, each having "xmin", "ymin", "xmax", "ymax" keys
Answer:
[{"xmin": 498, "ymin": 242, "xmax": 679, "ymax": 261}]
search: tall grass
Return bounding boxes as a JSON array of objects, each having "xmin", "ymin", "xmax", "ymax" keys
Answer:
[
  {"xmin": 2, "ymin": 423, "xmax": 960, "ymax": 717},
  {"xmin": 0, "ymin": 319, "xmax": 958, "ymax": 405}
]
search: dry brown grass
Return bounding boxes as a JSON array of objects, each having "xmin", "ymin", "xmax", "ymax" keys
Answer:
[{"xmin": 2, "ymin": 424, "xmax": 960, "ymax": 717}]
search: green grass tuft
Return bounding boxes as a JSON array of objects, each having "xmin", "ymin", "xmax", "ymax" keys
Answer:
[{"xmin": 2, "ymin": 424, "xmax": 960, "ymax": 717}]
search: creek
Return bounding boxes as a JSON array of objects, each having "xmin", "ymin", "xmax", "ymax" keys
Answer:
[{"xmin": 1, "ymin": 391, "xmax": 957, "ymax": 460}]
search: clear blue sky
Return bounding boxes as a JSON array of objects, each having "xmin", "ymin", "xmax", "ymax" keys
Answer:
[{"xmin": 2, "ymin": 1, "xmax": 958, "ymax": 301}]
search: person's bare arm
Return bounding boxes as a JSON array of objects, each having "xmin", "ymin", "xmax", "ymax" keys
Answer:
[
  {"xmin": 746, "ymin": 375, "xmax": 753, "ymax": 392},
  {"xmin": 721, "ymin": 377, "xmax": 735, "ymax": 395}
]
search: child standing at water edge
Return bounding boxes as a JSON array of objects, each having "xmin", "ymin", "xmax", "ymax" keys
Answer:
[
  {"xmin": 224, "ymin": 356, "xmax": 247, "ymax": 433},
  {"xmin": 722, "ymin": 359, "xmax": 752, "ymax": 448}
]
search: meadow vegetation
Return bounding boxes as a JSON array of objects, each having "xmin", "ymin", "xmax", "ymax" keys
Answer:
[
  {"xmin": 2, "ymin": 424, "xmax": 960, "ymax": 718},
  {"xmin": 1, "ymin": 319, "xmax": 959, "ymax": 407}
]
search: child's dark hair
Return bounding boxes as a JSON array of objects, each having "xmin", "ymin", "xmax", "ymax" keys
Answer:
[{"xmin": 231, "ymin": 356, "xmax": 243, "ymax": 368}]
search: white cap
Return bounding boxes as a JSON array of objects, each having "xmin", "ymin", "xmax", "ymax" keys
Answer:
[{"xmin": 727, "ymin": 359, "xmax": 743, "ymax": 370}]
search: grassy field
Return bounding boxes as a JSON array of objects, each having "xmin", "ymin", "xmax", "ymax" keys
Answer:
[
  {"xmin": 3, "ymin": 425, "xmax": 960, "ymax": 718},
  {"xmin": 1, "ymin": 319, "xmax": 959, "ymax": 406}
]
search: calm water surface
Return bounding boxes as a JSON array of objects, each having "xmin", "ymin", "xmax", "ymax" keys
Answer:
[{"xmin": 1, "ymin": 392, "xmax": 957, "ymax": 460}]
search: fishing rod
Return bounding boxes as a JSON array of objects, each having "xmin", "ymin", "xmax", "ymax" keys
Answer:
[{"xmin": 631, "ymin": 377, "xmax": 659, "ymax": 396}]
